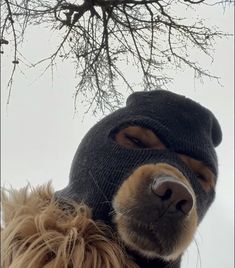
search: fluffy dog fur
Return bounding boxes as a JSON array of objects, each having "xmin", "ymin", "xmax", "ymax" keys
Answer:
[{"xmin": 1, "ymin": 183, "xmax": 138, "ymax": 268}]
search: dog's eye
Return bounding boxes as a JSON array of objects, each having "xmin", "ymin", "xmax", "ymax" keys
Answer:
[
  {"xmin": 114, "ymin": 125, "xmax": 166, "ymax": 150},
  {"xmin": 195, "ymin": 173, "xmax": 206, "ymax": 181},
  {"xmin": 125, "ymin": 134, "xmax": 147, "ymax": 148},
  {"xmin": 195, "ymin": 172, "xmax": 215, "ymax": 191},
  {"xmin": 179, "ymin": 154, "xmax": 215, "ymax": 191}
]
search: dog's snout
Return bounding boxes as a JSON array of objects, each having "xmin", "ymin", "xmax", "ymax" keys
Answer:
[{"xmin": 151, "ymin": 176, "xmax": 194, "ymax": 215}]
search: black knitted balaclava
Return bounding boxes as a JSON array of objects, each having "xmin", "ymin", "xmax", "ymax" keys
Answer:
[
  {"xmin": 56, "ymin": 90, "xmax": 222, "ymax": 226},
  {"xmin": 55, "ymin": 90, "xmax": 222, "ymax": 267}
]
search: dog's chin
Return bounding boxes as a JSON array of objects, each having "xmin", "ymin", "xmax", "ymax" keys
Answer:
[
  {"xmin": 116, "ymin": 215, "xmax": 166, "ymax": 259},
  {"xmin": 115, "ymin": 213, "xmax": 195, "ymax": 262}
]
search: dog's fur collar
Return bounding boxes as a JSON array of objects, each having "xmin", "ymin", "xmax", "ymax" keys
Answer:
[{"xmin": 1, "ymin": 183, "xmax": 139, "ymax": 268}]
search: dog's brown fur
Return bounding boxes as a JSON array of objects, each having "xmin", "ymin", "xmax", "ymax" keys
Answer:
[
  {"xmin": 1, "ymin": 184, "xmax": 138, "ymax": 268},
  {"xmin": 113, "ymin": 163, "xmax": 198, "ymax": 261}
]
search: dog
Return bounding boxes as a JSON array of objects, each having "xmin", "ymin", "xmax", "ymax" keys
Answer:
[{"xmin": 1, "ymin": 90, "xmax": 222, "ymax": 268}]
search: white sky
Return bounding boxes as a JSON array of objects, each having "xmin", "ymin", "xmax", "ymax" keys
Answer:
[{"xmin": 1, "ymin": 3, "xmax": 234, "ymax": 268}]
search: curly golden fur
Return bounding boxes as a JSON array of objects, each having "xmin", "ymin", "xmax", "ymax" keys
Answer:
[{"xmin": 1, "ymin": 183, "xmax": 138, "ymax": 268}]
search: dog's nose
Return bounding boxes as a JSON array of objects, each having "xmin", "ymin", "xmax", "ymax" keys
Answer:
[{"xmin": 151, "ymin": 176, "xmax": 194, "ymax": 215}]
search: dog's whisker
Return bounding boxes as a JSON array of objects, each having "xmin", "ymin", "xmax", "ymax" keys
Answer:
[
  {"xmin": 108, "ymin": 209, "xmax": 116, "ymax": 217},
  {"xmin": 100, "ymin": 200, "xmax": 112, "ymax": 204},
  {"xmin": 89, "ymin": 170, "xmax": 113, "ymax": 209},
  {"xmin": 193, "ymin": 237, "xmax": 202, "ymax": 268},
  {"xmin": 116, "ymin": 205, "xmax": 139, "ymax": 217}
]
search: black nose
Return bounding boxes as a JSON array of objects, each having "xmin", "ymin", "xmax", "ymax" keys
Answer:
[{"xmin": 151, "ymin": 176, "xmax": 194, "ymax": 215}]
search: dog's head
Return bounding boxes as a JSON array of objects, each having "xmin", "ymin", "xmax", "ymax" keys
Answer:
[
  {"xmin": 112, "ymin": 125, "xmax": 214, "ymax": 261},
  {"xmin": 56, "ymin": 90, "xmax": 222, "ymax": 263}
]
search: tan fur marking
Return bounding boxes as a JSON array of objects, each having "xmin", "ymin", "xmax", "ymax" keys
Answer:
[
  {"xmin": 114, "ymin": 164, "xmax": 158, "ymax": 210},
  {"xmin": 115, "ymin": 126, "xmax": 166, "ymax": 149},
  {"xmin": 180, "ymin": 154, "xmax": 216, "ymax": 191}
]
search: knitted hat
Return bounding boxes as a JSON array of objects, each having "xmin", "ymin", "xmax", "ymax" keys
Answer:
[{"xmin": 55, "ymin": 90, "xmax": 222, "ymax": 223}]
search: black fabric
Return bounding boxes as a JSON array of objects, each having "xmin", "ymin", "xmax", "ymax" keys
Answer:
[{"xmin": 55, "ymin": 89, "xmax": 222, "ymax": 267}]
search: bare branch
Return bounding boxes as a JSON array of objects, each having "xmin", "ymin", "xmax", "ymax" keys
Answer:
[{"xmin": 1, "ymin": 0, "xmax": 232, "ymax": 113}]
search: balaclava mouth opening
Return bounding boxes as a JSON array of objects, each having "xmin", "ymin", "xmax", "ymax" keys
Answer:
[{"xmin": 55, "ymin": 89, "xmax": 222, "ymax": 231}]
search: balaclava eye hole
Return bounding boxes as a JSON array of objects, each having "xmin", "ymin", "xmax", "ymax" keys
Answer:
[
  {"xmin": 113, "ymin": 124, "xmax": 167, "ymax": 150},
  {"xmin": 179, "ymin": 154, "xmax": 216, "ymax": 192}
]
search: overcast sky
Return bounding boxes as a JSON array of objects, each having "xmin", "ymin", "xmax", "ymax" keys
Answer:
[{"xmin": 1, "ymin": 3, "xmax": 234, "ymax": 268}]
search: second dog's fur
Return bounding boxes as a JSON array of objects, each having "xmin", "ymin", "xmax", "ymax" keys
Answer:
[{"xmin": 1, "ymin": 184, "xmax": 138, "ymax": 268}]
